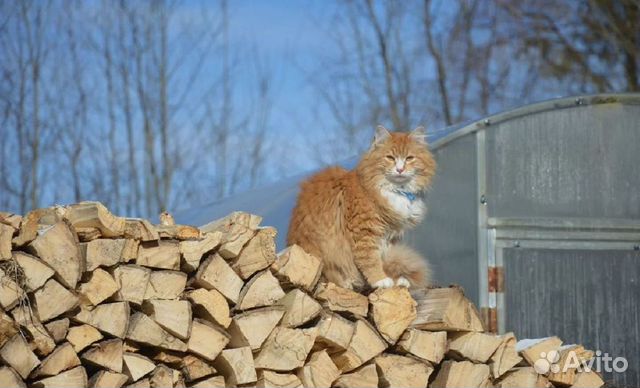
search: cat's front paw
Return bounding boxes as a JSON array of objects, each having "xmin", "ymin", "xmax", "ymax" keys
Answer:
[
  {"xmin": 396, "ymin": 276, "xmax": 411, "ymax": 288},
  {"xmin": 373, "ymin": 277, "xmax": 394, "ymax": 289}
]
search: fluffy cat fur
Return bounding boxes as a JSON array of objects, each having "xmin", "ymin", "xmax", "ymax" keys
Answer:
[{"xmin": 287, "ymin": 126, "xmax": 436, "ymax": 290}]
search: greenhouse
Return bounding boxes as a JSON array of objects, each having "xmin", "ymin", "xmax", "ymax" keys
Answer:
[{"xmin": 176, "ymin": 94, "xmax": 640, "ymax": 387}]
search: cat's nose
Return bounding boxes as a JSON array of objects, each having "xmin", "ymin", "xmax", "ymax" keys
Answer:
[{"xmin": 396, "ymin": 167, "xmax": 404, "ymax": 174}]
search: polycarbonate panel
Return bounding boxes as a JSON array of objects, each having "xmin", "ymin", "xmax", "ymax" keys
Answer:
[
  {"xmin": 486, "ymin": 103, "xmax": 640, "ymax": 219},
  {"xmin": 504, "ymin": 248, "xmax": 640, "ymax": 387},
  {"xmin": 406, "ymin": 134, "xmax": 479, "ymax": 304}
]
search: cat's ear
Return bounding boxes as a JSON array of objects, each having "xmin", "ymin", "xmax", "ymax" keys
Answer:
[
  {"xmin": 373, "ymin": 125, "xmax": 391, "ymax": 146},
  {"xmin": 409, "ymin": 126, "xmax": 427, "ymax": 144}
]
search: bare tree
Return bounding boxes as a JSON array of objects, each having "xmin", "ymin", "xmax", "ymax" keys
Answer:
[
  {"xmin": 0, "ymin": 0, "xmax": 279, "ymax": 216},
  {"xmin": 498, "ymin": 0, "xmax": 639, "ymax": 92}
]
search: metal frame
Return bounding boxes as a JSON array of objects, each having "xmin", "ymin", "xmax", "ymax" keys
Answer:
[
  {"xmin": 486, "ymin": 216, "xmax": 640, "ymax": 333},
  {"xmin": 429, "ymin": 93, "xmax": 640, "ymax": 152},
  {"xmin": 476, "ymin": 128, "xmax": 490, "ymax": 321},
  {"xmin": 445, "ymin": 93, "xmax": 640, "ymax": 332}
]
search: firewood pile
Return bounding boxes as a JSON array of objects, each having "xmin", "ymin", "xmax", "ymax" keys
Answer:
[{"xmin": 0, "ymin": 202, "xmax": 604, "ymax": 388}]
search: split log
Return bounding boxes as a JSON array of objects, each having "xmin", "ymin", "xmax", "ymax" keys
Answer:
[
  {"xmin": 80, "ymin": 339, "xmax": 123, "ymax": 373},
  {"xmin": 571, "ymin": 370, "xmax": 605, "ymax": 388},
  {"xmin": 66, "ymin": 324, "xmax": 103, "ymax": 353},
  {"xmin": 141, "ymin": 300, "xmax": 192, "ymax": 340},
  {"xmin": 76, "ymin": 228, "xmax": 102, "ymax": 242},
  {"xmin": 179, "ymin": 231, "xmax": 222, "ymax": 272},
  {"xmin": 136, "ymin": 241, "xmax": 180, "ymax": 270},
  {"xmin": 333, "ymin": 364, "xmax": 379, "ymax": 388},
  {"xmin": 143, "ymin": 270, "xmax": 186, "ymax": 300},
  {"xmin": 125, "ymin": 312, "xmax": 187, "ymax": 352},
  {"xmin": 89, "ymin": 371, "xmax": 128, "ymax": 388},
  {"xmin": 181, "ymin": 355, "xmax": 216, "ymax": 382},
  {"xmin": 83, "ymin": 239, "xmax": 126, "ymax": 272},
  {"xmin": 78, "ymin": 268, "xmax": 120, "ymax": 306},
  {"xmin": 123, "ymin": 219, "xmax": 159, "ymax": 242},
  {"xmin": 44, "ymin": 318, "xmax": 70, "ymax": 344},
  {"xmin": 516, "ymin": 336, "xmax": 563, "ymax": 366},
  {"xmin": 397, "ymin": 328, "xmax": 447, "ymax": 364},
  {"xmin": 205, "ymin": 212, "xmax": 261, "ymax": 259},
  {"xmin": 331, "ymin": 319, "xmax": 387, "ymax": 373},
  {"xmin": 271, "ymin": 245, "xmax": 322, "ymax": 292},
  {"xmin": 232, "ymin": 227, "xmax": 277, "ymax": 279},
  {"xmin": 32, "ymin": 342, "xmax": 81, "ymax": 378},
  {"xmin": 0, "ymin": 211, "xmax": 22, "ymax": 229},
  {"xmin": 0, "ymin": 224, "xmax": 13, "ymax": 260},
  {"xmin": 12, "ymin": 208, "xmax": 56, "ymax": 247},
  {"xmin": 447, "ymin": 331, "xmax": 504, "ymax": 363},
  {"xmin": 375, "ymin": 353, "xmax": 434, "ymax": 388},
  {"xmin": 112, "ymin": 265, "xmax": 151, "ymax": 305},
  {"xmin": 227, "ymin": 306, "xmax": 285, "ymax": 350},
  {"xmin": 218, "ymin": 224, "xmax": 254, "ymax": 259},
  {"xmin": 254, "ymin": 327, "xmax": 317, "ymax": 371},
  {"xmin": 121, "ymin": 240, "xmax": 139, "ymax": 262},
  {"xmin": 73, "ymin": 302, "xmax": 130, "ymax": 338},
  {"xmin": 32, "ymin": 366, "xmax": 88, "ymax": 388},
  {"xmin": 496, "ymin": 367, "xmax": 550, "ymax": 388},
  {"xmin": 411, "ymin": 286, "xmax": 485, "ymax": 332},
  {"xmin": 189, "ymin": 375, "xmax": 225, "ymax": 388},
  {"xmin": 296, "ymin": 350, "xmax": 340, "ymax": 388},
  {"xmin": 0, "ymin": 268, "xmax": 25, "ymax": 310},
  {"xmin": 0, "ymin": 366, "xmax": 26, "ymax": 388},
  {"xmin": 0, "ymin": 334, "xmax": 40, "ymax": 379},
  {"xmin": 201, "ymin": 211, "xmax": 261, "ymax": 234},
  {"xmin": 488, "ymin": 332, "xmax": 523, "ymax": 379},
  {"xmin": 0, "ymin": 312, "xmax": 18, "ymax": 348},
  {"xmin": 148, "ymin": 365, "xmax": 173, "ymax": 388},
  {"xmin": 213, "ymin": 347, "xmax": 257, "ymax": 386},
  {"xmin": 185, "ymin": 288, "xmax": 231, "ymax": 328},
  {"xmin": 122, "ymin": 352, "xmax": 155, "ymax": 382},
  {"xmin": 314, "ymin": 282, "xmax": 368, "ymax": 318},
  {"xmin": 33, "ymin": 279, "xmax": 79, "ymax": 322},
  {"xmin": 278, "ymin": 288, "xmax": 322, "ymax": 328},
  {"xmin": 13, "ymin": 251, "xmax": 54, "ymax": 291},
  {"xmin": 369, "ymin": 287, "xmax": 416, "ymax": 343},
  {"xmin": 548, "ymin": 345, "xmax": 595, "ymax": 387},
  {"xmin": 236, "ymin": 269, "xmax": 285, "ymax": 310},
  {"xmin": 64, "ymin": 202, "xmax": 125, "ymax": 238},
  {"xmin": 11, "ymin": 304, "xmax": 56, "ymax": 356},
  {"xmin": 27, "ymin": 222, "xmax": 82, "ymax": 289},
  {"xmin": 193, "ymin": 254, "xmax": 244, "ymax": 304},
  {"xmin": 430, "ymin": 360, "xmax": 491, "ymax": 388},
  {"xmin": 156, "ymin": 224, "xmax": 200, "ymax": 240},
  {"xmin": 150, "ymin": 350, "xmax": 183, "ymax": 367},
  {"xmin": 187, "ymin": 319, "xmax": 230, "ymax": 361},
  {"xmin": 256, "ymin": 370, "xmax": 303, "ymax": 388},
  {"xmin": 314, "ymin": 312, "xmax": 355, "ymax": 352}
]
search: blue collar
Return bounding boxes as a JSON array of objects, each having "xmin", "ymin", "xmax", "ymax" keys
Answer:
[{"xmin": 397, "ymin": 191, "xmax": 417, "ymax": 201}]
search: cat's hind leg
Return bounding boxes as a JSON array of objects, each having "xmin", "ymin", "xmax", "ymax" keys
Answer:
[{"xmin": 383, "ymin": 244, "xmax": 431, "ymax": 288}]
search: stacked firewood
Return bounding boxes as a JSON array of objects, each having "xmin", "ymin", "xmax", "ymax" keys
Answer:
[{"xmin": 0, "ymin": 202, "xmax": 604, "ymax": 387}]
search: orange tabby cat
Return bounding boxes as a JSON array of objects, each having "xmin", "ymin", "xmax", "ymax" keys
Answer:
[{"xmin": 287, "ymin": 126, "xmax": 436, "ymax": 290}]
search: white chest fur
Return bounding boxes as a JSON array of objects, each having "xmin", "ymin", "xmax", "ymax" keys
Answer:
[{"xmin": 380, "ymin": 188, "xmax": 426, "ymax": 224}]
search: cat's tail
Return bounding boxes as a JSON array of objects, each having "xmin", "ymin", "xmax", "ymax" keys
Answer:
[{"xmin": 383, "ymin": 244, "xmax": 432, "ymax": 288}]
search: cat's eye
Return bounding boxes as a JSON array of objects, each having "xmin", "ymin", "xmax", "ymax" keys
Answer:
[
  {"xmin": 385, "ymin": 155, "xmax": 395, "ymax": 161},
  {"xmin": 406, "ymin": 156, "xmax": 415, "ymax": 161}
]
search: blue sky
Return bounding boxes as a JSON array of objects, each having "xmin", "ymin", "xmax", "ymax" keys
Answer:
[{"xmin": 228, "ymin": 0, "xmax": 337, "ymax": 135}]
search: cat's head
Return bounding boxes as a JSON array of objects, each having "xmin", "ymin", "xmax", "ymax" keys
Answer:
[{"xmin": 358, "ymin": 125, "xmax": 436, "ymax": 192}]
